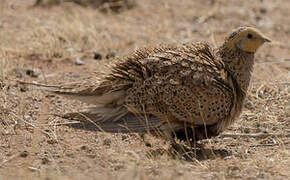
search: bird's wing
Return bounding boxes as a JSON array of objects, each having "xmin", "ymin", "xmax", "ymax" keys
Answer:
[
  {"xmin": 22, "ymin": 44, "xmax": 178, "ymax": 106},
  {"xmin": 124, "ymin": 42, "xmax": 235, "ymax": 128}
]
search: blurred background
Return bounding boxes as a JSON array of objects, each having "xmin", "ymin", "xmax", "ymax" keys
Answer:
[{"xmin": 0, "ymin": 0, "xmax": 289, "ymax": 179}]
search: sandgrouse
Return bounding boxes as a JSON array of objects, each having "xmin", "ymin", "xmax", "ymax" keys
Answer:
[{"xmin": 35, "ymin": 27, "xmax": 271, "ymax": 144}]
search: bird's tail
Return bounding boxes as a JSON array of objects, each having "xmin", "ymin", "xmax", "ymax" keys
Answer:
[
  {"xmin": 18, "ymin": 80, "xmax": 125, "ymax": 106},
  {"xmin": 62, "ymin": 109, "xmax": 163, "ymax": 133},
  {"xmin": 19, "ymin": 81, "xmax": 164, "ymax": 133}
]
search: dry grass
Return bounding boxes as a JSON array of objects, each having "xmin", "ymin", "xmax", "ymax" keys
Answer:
[{"xmin": 0, "ymin": 0, "xmax": 289, "ymax": 179}]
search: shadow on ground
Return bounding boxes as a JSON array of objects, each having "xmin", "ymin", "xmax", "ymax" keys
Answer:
[
  {"xmin": 146, "ymin": 146, "xmax": 232, "ymax": 162},
  {"xmin": 67, "ymin": 122, "xmax": 232, "ymax": 161}
]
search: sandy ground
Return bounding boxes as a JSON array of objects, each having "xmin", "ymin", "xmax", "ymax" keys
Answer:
[{"xmin": 0, "ymin": 0, "xmax": 289, "ymax": 179}]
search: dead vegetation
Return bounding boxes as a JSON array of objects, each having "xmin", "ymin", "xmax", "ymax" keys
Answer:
[{"xmin": 0, "ymin": 0, "xmax": 289, "ymax": 179}]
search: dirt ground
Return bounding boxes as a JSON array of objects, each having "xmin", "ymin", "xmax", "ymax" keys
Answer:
[{"xmin": 0, "ymin": 0, "xmax": 289, "ymax": 179}]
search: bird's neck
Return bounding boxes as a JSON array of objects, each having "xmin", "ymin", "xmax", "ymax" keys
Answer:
[{"xmin": 217, "ymin": 45, "xmax": 255, "ymax": 94}]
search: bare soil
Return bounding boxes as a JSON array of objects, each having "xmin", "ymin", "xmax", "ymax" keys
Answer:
[{"xmin": 0, "ymin": 0, "xmax": 289, "ymax": 179}]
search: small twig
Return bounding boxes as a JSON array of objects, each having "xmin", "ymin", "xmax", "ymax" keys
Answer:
[
  {"xmin": 220, "ymin": 132, "xmax": 290, "ymax": 138},
  {"xmin": 257, "ymin": 59, "xmax": 290, "ymax": 64},
  {"xmin": 28, "ymin": 166, "xmax": 41, "ymax": 172},
  {"xmin": 251, "ymin": 81, "xmax": 290, "ymax": 86},
  {"xmin": 46, "ymin": 121, "xmax": 81, "ymax": 126},
  {"xmin": 250, "ymin": 138, "xmax": 279, "ymax": 147},
  {"xmin": 17, "ymin": 80, "xmax": 64, "ymax": 88},
  {"xmin": 280, "ymin": 82, "xmax": 290, "ymax": 86},
  {"xmin": 250, "ymin": 143, "xmax": 278, "ymax": 147}
]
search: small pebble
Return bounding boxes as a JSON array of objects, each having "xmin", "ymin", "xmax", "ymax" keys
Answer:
[
  {"xmin": 260, "ymin": 8, "xmax": 267, "ymax": 14},
  {"xmin": 93, "ymin": 52, "xmax": 102, "ymax": 60},
  {"xmin": 121, "ymin": 134, "xmax": 129, "ymax": 140},
  {"xmin": 19, "ymin": 151, "xmax": 29, "ymax": 158},
  {"xmin": 75, "ymin": 57, "xmax": 85, "ymax": 65},
  {"xmin": 41, "ymin": 157, "xmax": 50, "ymax": 164},
  {"xmin": 145, "ymin": 142, "xmax": 152, "ymax": 147},
  {"xmin": 47, "ymin": 139, "xmax": 57, "ymax": 144},
  {"xmin": 20, "ymin": 85, "xmax": 28, "ymax": 92},
  {"xmin": 80, "ymin": 145, "xmax": 87, "ymax": 150},
  {"xmin": 103, "ymin": 138, "xmax": 111, "ymax": 146},
  {"xmin": 26, "ymin": 69, "xmax": 38, "ymax": 78},
  {"xmin": 106, "ymin": 52, "xmax": 115, "ymax": 60},
  {"xmin": 12, "ymin": 68, "xmax": 23, "ymax": 78}
]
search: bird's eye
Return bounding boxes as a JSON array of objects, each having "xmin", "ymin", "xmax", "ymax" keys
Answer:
[{"xmin": 247, "ymin": 33, "xmax": 253, "ymax": 39}]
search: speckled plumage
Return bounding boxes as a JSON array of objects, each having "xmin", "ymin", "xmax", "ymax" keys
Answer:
[{"xmin": 38, "ymin": 27, "xmax": 271, "ymax": 143}]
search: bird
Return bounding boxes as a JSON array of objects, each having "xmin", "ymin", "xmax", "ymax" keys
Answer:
[{"xmin": 28, "ymin": 26, "xmax": 271, "ymax": 146}]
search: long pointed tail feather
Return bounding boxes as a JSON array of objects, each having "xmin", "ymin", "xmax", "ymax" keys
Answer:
[
  {"xmin": 63, "ymin": 111, "xmax": 163, "ymax": 133},
  {"xmin": 18, "ymin": 80, "xmax": 125, "ymax": 106},
  {"xmin": 19, "ymin": 81, "xmax": 165, "ymax": 133}
]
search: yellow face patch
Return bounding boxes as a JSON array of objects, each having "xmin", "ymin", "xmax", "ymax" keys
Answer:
[{"xmin": 224, "ymin": 27, "xmax": 270, "ymax": 53}]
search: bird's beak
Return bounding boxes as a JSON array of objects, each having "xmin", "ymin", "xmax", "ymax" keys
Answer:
[{"xmin": 263, "ymin": 37, "xmax": 271, "ymax": 43}]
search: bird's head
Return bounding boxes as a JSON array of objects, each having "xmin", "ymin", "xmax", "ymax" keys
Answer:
[{"xmin": 223, "ymin": 27, "xmax": 271, "ymax": 53}]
